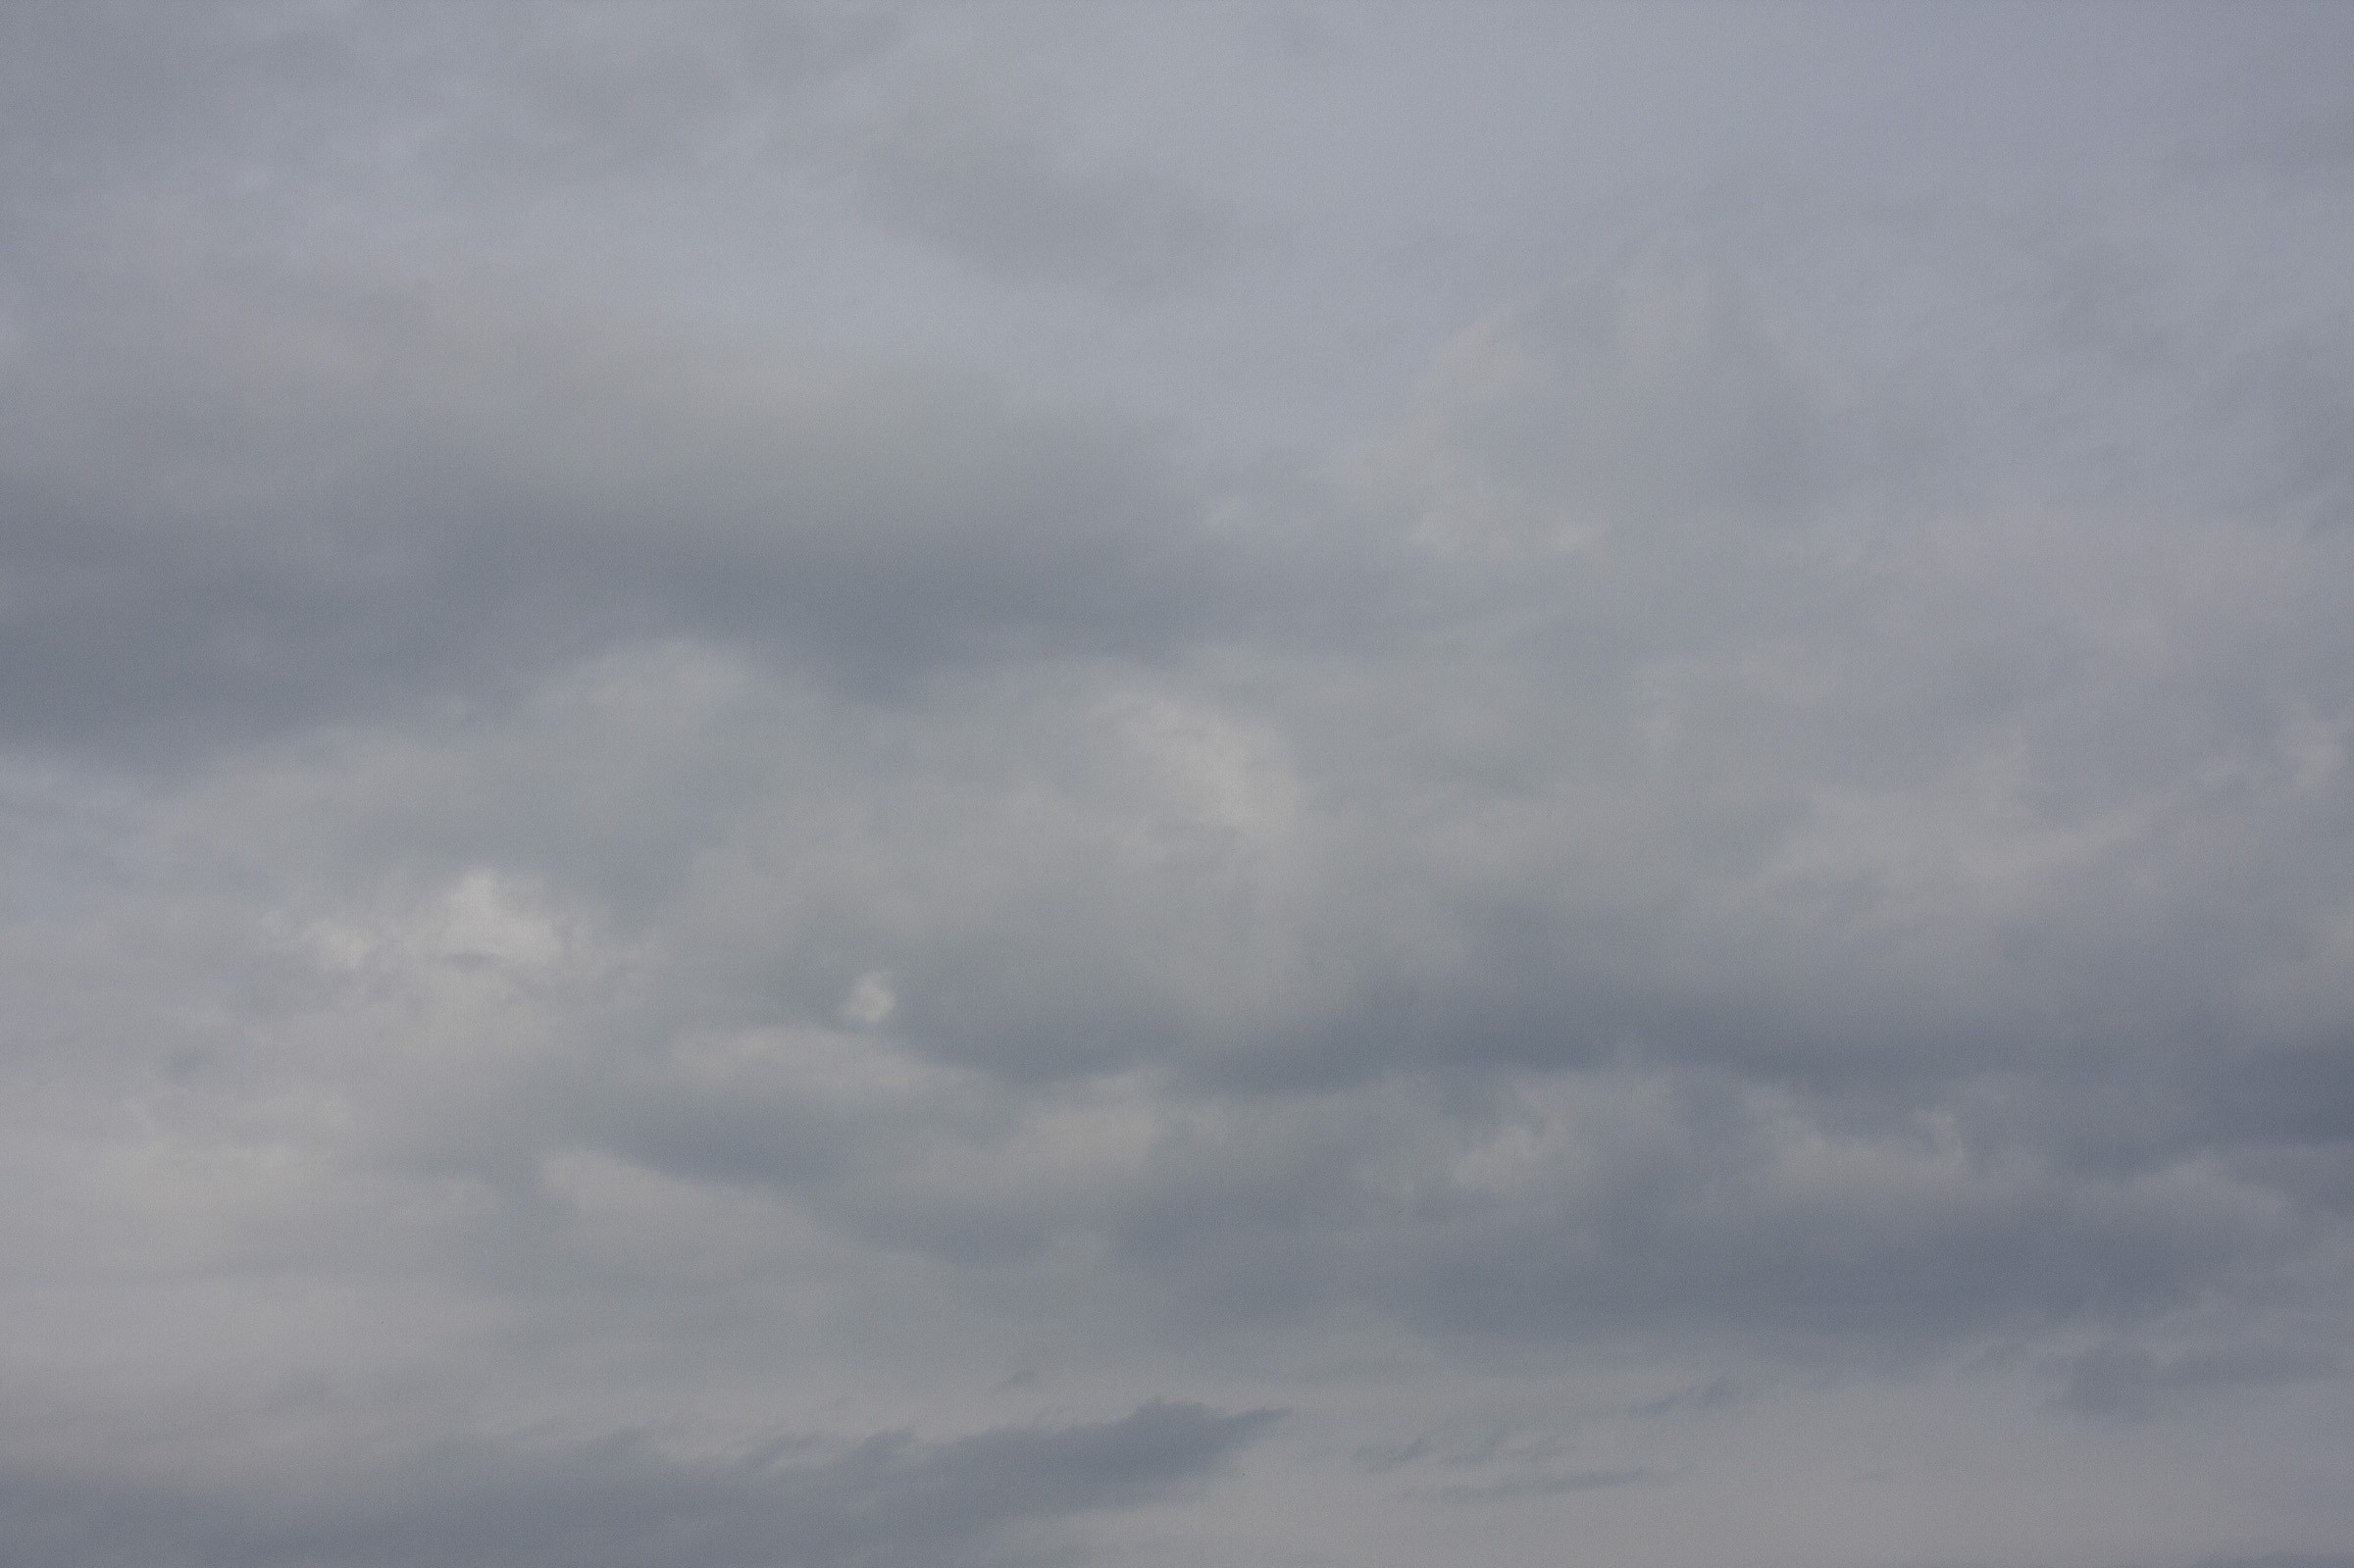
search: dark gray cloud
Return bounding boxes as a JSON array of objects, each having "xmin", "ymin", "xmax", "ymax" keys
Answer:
[
  {"xmin": 2054, "ymin": 1341, "xmax": 2343, "ymax": 1423},
  {"xmin": 0, "ymin": 1402, "xmax": 1273, "ymax": 1568},
  {"xmin": 0, "ymin": 271, "xmax": 1220, "ymax": 754}
]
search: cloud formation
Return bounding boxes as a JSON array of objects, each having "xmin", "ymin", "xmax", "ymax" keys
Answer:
[
  {"xmin": 5, "ymin": 4, "xmax": 2354, "ymax": 1566},
  {"xmin": 0, "ymin": 1402, "xmax": 1274, "ymax": 1568}
]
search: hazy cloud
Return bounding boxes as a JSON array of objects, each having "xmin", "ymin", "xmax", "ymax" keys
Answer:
[
  {"xmin": 6, "ymin": 5, "xmax": 2354, "ymax": 1567},
  {"xmin": 0, "ymin": 1402, "xmax": 1274, "ymax": 1568}
]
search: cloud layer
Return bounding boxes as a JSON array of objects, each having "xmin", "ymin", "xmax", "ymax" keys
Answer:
[{"xmin": 5, "ymin": 5, "xmax": 2354, "ymax": 1566}]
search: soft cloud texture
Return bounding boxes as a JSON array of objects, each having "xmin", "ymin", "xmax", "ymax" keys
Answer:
[{"xmin": 5, "ymin": 5, "xmax": 2354, "ymax": 1567}]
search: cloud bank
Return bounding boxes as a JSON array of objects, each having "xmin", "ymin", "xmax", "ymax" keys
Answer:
[{"xmin": 4, "ymin": 5, "xmax": 2353, "ymax": 1566}]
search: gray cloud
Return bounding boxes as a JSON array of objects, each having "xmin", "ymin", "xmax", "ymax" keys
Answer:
[
  {"xmin": 0, "ymin": 1402, "xmax": 1274, "ymax": 1568},
  {"xmin": 0, "ymin": 272, "xmax": 1216, "ymax": 754},
  {"xmin": 7, "ymin": 5, "xmax": 2354, "ymax": 1567},
  {"xmin": 1435, "ymin": 1468, "xmax": 1659, "ymax": 1506},
  {"xmin": 2054, "ymin": 1341, "xmax": 2344, "ymax": 1423},
  {"xmin": 848, "ymin": 91, "xmax": 1244, "ymax": 298}
]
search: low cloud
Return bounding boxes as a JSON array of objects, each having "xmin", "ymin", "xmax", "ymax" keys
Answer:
[
  {"xmin": 2055, "ymin": 1341, "xmax": 2343, "ymax": 1422},
  {"xmin": 6, "ymin": 5, "xmax": 2354, "ymax": 1566},
  {"xmin": 0, "ymin": 1402, "xmax": 1276, "ymax": 1568}
]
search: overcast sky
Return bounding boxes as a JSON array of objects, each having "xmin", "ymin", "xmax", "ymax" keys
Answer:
[{"xmin": 5, "ymin": 4, "xmax": 2354, "ymax": 1566}]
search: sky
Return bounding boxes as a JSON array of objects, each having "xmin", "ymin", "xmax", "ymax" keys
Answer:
[{"xmin": 4, "ymin": 4, "xmax": 2354, "ymax": 1566}]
